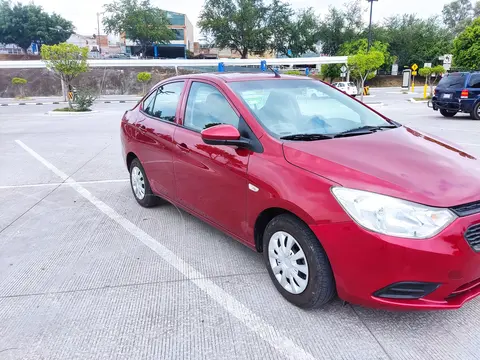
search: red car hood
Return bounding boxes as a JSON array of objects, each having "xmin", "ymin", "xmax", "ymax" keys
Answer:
[{"xmin": 283, "ymin": 126, "xmax": 480, "ymax": 207}]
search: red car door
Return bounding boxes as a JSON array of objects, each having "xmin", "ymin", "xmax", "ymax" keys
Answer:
[
  {"xmin": 173, "ymin": 81, "xmax": 250, "ymax": 238},
  {"xmin": 134, "ymin": 81, "xmax": 185, "ymax": 200}
]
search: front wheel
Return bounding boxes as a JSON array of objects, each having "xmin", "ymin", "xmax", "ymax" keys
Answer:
[
  {"xmin": 263, "ymin": 214, "xmax": 336, "ymax": 309},
  {"xmin": 440, "ymin": 109, "xmax": 457, "ymax": 117},
  {"xmin": 471, "ymin": 102, "xmax": 480, "ymax": 120}
]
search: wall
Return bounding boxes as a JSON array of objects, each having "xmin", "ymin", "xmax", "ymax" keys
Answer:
[{"xmin": 0, "ymin": 67, "xmax": 198, "ymax": 98}]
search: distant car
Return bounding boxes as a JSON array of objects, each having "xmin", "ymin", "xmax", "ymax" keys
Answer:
[
  {"xmin": 121, "ymin": 72, "xmax": 480, "ymax": 310},
  {"xmin": 105, "ymin": 53, "xmax": 131, "ymax": 59},
  {"xmin": 332, "ymin": 82, "xmax": 358, "ymax": 96},
  {"xmin": 430, "ymin": 72, "xmax": 480, "ymax": 119}
]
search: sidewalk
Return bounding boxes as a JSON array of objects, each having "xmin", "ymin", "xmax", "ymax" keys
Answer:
[{"xmin": 0, "ymin": 95, "xmax": 142, "ymax": 106}]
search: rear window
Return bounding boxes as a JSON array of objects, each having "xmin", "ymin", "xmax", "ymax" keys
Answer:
[
  {"xmin": 437, "ymin": 73, "xmax": 467, "ymax": 89},
  {"xmin": 348, "ymin": 82, "xmax": 355, "ymax": 87}
]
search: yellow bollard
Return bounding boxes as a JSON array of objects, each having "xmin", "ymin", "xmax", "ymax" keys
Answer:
[{"xmin": 423, "ymin": 84, "xmax": 428, "ymax": 99}]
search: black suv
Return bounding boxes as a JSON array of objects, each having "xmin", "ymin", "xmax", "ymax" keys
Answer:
[{"xmin": 430, "ymin": 72, "xmax": 480, "ymax": 119}]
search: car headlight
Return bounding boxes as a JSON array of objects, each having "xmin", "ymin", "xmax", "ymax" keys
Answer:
[{"xmin": 331, "ymin": 187, "xmax": 456, "ymax": 239}]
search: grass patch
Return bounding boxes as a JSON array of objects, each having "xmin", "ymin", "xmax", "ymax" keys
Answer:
[
  {"xmin": 413, "ymin": 96, "xmax": 432, "ymax": 101},
  {"xmin": 15, "ymin": 96, "xmax": 31, "ymax": 100},
  {"xmin": 53, "ymin": 107, "xmax": 92, "ymax": 112}
]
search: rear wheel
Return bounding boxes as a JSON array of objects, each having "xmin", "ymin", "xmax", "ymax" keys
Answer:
[
  {"xmin": 129, "ymin": 158, "xmax": 159, "ymax": 207},
  {"xmin": 471, "ymin": 103, "xmax": 480, "ymax": 120},
  {"xmin": 263, "ymin": 214, "xmax": 336, "ymax": 309},
  {"xmin": 440, "ymin": 109, "xmax": 457, "ymax": 117}
]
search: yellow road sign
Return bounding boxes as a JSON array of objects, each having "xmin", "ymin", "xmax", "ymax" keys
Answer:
[
  {"xmin": 411, "ymin": 63, "xmax": 418, "ymax": 71},
  {"xmin": 412, "ymin": 71, "xmax": 417, "ymax": 76},
  {"xmin": 68, "ymin": 92, "xmax": 74, "ymax": 100}
]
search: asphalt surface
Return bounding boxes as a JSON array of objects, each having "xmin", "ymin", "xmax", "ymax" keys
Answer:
[{"xmin": 1, "ymin": 88, "xmax": 480, "ymax": 360}]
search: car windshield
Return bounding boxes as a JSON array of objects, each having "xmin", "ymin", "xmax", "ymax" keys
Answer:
[
  {"xmin": 437, "ymin": 73, "xmax": 467, "ymax": 89},
  {"xmin": 228, "ymin": 79, "xmax": 392, "ymax": 138}
]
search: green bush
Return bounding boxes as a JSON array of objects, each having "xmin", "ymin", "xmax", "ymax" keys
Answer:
[
  {"xmin": 12, "ymin": 77, "xmax": 27, "ymax": 85},
  {"xmin": 284, "ymin": 70, "xmax": 302, "ymax": 75},
  {"xmin": 73, "ymin": 89, "xmax": 97, "ymax": 111},
  {"xmin": 137, "ymin": 72, "xmax": 152, "ymax": 94},
  {"xmin": 11, "ymin": 77, "xmax": 28, "ymax": 97}
]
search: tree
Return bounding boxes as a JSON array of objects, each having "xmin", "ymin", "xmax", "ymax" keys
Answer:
[
  {"xmin": 198, "ymin": 0, "xmax": 273, "ymax": 58},
  {"xmin": 453, "ymin": 17, "xmax": 480, "ymax": 70},
  {"xmin": 137, "ymin": 72, "xmax": 152, "ymax": 94},
  {"xmin": 348, "ymin": 51, "xmax": 385, "ymax": 101},
  {"xmin": 321, "ymin": 64, "xmax": 341, "ymax": 83},
  {"xmin": 316, "ymin": 0, "xmax": 364, "ymax": 55},
  {"xmin": 103, "ymin": 0, "xmax": 174, "ymax": 57},
  {"xmin": 339, "ymin": 38, "xmax": 393, "ymax": 70},
  {"xmin": 418, "ymin": 67, "xmax": 445, "ymax": 97},
  {"xmin": 442, "ymin": 0, "xmax": 474, "ymax": 36},
  {"xmin": 372, "ymin": 15, "xmax": 452, "ymax": 69},
  {"xmin": 0, "ymin": 1, "xmax": 74, "ymax": 54},
  {"xmin": 41, "ymin": 43, "xmax": 89, "ymax": 109},
  {"xmin": 270, "ymin": 6, "xmax": 320, "ymax": 57},
  {"xmin": 475, "ymin": 1, "xmax": 480, "ymax": 16},
  {"xmin": 11, "ymin": 77, "xmax": 27, "ymax": 98}
]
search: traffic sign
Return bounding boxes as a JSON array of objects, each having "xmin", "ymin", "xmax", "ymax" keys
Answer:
[
  {"xmin": 411, "ymin": 64, "xmax": 418, "ymax": 71},
  {"xmin": 412, "ymin": 71, "xmax": 417, "ymax": 76},
  {"xmin": 424, "ymin": 63, "xmax": 432, "ymax": 68},
  {"xmin": 340, "ymin": 72, "xmax": 347, "ymax": 78},
  {"xmin": 340, "ymin": 65, "xmax": 347, "ymax": 73},
  {"xmin": 443, "ymin": 54, "xmax": 452, "ymax": 64}
]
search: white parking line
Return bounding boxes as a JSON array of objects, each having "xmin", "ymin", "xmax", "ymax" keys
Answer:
[
  {"xmin": 14, "ymin": 139, "xmax": 317, "ymax": 360},
  {"xmin": 0, "ymin": 179, "xmax": 129, "ymax": 190}
]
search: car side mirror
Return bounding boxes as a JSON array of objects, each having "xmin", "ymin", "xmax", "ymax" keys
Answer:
[{"xmin": 201, "ymin": 124, "xmax": 252, "ymax": 149}]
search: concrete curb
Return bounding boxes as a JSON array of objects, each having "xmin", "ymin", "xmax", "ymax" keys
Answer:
[
  {"xmin": 0, "ymin": 100, "xmax": 139, "ymax": 107},
  {"xmin": 409, "ymin": 98, "xmax": 429, "ymax": 103},
  {"xmin": 47, "ymin": 110, "xmax": 100, "ymax": 115}
]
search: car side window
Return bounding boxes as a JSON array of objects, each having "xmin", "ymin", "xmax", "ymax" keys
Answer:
[
  {"xmin": 468, "ymin": 75, "xmax": 480, "ymax": 89},
  {"xmin": 144, "ymin": 81, "xmax": 184, "ymax": 122},
  {"xmin": 184, "ymin": 82, "xmax": 240, "ymax": 132}
]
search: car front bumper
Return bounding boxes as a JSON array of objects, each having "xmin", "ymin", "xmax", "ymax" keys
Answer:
[{"xmin": 311, "ymin": 214, "xmax": 480, "ymax": 310}]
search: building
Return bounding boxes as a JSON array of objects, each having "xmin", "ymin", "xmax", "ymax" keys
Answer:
[
  {"xmin": 123, "ymin": 10, "xmax": 194, "ymax": 59},
  {"xmin": 192, "ymin": 42, "xmax": 276, "ymax": 59}
]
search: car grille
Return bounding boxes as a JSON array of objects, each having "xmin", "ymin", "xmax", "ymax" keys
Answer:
[
  {"xmin": 464, "ymin": 223, "xmax": 480, "ymax": 252},
  {"xmin": 450, "ymin": 201, "xmax": 480, "ymax": 217}
]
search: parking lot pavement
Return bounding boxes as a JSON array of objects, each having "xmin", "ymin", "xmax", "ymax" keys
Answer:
[{"xmin": 1, "ymin": 97, "xmax": 480, "ymax": 360}]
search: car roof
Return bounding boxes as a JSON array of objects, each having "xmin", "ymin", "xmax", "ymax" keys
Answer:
[{"xmin": 163, "ymin": 72, "xmax": 315, "ymax": 83}]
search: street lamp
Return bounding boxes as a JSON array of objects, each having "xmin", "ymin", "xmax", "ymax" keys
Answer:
[{"xmin": 367, "ymin": 0, "xmax": 378, "ymax": 52}]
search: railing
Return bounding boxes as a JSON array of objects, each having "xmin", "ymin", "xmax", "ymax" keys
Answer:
[{"xmin": 0, "ymin": 56, "xmax": 348, "ymax": 69}]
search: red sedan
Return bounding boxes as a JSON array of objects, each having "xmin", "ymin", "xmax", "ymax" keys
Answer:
[{"xmin": 121, "ymin": 73, "xmax": 480, "ymax": 310}]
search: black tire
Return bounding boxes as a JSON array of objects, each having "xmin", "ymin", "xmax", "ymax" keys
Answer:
[
  {"xmin": 129, "ymin": 158, "xmax": 159, "ymax": 207},
  {"xmin": 440, "ymin": 109, "xmax": 457, "ymax": 117},
  {"xmin": 263, "ymin": 214, "xmax": 336, "ymax": 309},
  {"xmin": 471, "ymin": 103, "xmax": 480, "ymax": 120}
]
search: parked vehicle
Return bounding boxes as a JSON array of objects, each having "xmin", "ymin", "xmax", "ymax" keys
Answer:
[
  {"xmin": 332, "ymin": 81, "xmax": 358, "ymax": 96},
  {"xmin": 121, "ymin": 73, "xmax": 480, "ymax": 310},
  {"xmin": 429, "ymin": 72, "xmax": 480, "ymax": 119}
]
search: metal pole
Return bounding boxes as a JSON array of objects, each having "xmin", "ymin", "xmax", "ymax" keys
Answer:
[
  {"xmin": 367, "ymin": 0, "xmax": 376, "ymax": 52},
  {"xmin": 97, "ymin": 13, "xmax": 102, "ymax": 56}
]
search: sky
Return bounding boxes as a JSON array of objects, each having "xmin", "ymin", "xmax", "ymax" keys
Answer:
[{"xmin": 24, "ymin": 0, "xmax": 453, "ymax": 41}]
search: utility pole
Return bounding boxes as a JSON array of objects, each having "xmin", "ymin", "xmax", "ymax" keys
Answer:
[
  {"xmin": 96, "ymin": 12, "xmax": 102, "ymax": 56},
  {"xmin": 367, "ymin": 0, "xmax": 378, "ymax": 52}
]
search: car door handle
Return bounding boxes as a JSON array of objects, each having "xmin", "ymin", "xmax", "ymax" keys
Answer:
[{"xmin": 176, "ymin": 143, "xmax": 190, "ymax": 152}]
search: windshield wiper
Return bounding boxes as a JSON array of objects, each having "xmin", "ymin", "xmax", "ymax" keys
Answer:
[
  {"xmin": 280, "ymin": 133, "xmax": 333, "ymax": 141},
  {"xmin": 333, "ymin": 125, "xmax": 397, "ymax": 138}
]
